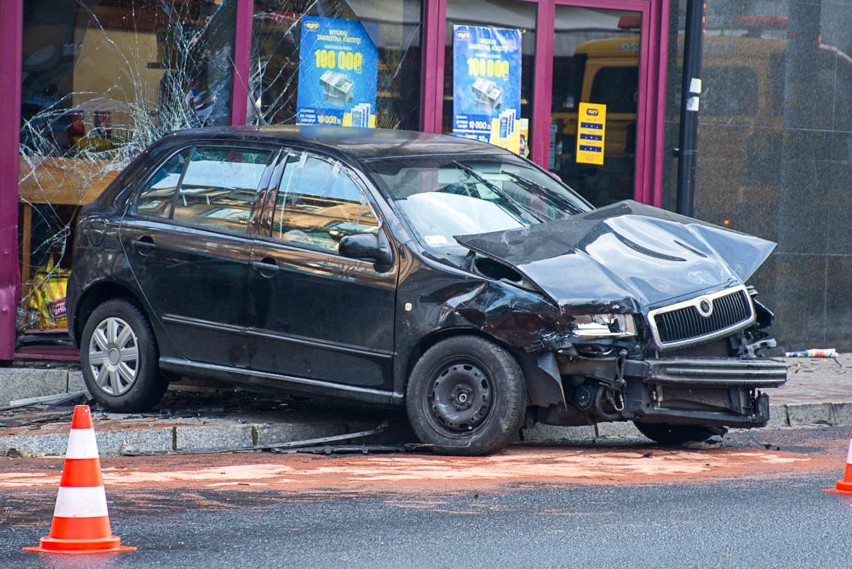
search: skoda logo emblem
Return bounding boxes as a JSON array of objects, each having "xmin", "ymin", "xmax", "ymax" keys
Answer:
[{"xmin": 697, "ymin": 298, "xmax": 714, "ymax": 318}]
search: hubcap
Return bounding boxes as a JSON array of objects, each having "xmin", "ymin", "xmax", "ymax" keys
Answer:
[
  {"xmin": 429, "ymin": 363, "xmax": 492, "ymax": 432},
  {"xmin": 87, "ymin": 316, "xmax": 140, "ymax": 396}
]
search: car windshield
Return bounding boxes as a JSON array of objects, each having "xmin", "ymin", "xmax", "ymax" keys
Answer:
[{"xmin": 366, "ymin": 155, "xmax": 593, "ymax": 252}]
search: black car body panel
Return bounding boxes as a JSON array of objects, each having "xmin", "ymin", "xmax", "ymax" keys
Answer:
[
  {"xmin": 68, "ymin": 126, "xmax": 787, "ymax": 451},
  {"xmin": 454, "ymin": 200, "xmax": 776, "ymax": 312}
]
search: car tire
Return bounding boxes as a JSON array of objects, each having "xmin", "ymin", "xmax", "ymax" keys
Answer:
[
  {"xmin": 406, "ymin": 336, "xmax": 527, "ymax": 456},
  {"xmin": 80, "ymin": 298, "xmax": 167, "ymax": 412},
  {"xmin": 633, "ymin": 422, "xmax": 720, "ymax": 445}
]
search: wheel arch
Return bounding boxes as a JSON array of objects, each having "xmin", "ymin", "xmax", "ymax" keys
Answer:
[
  {"xmin": 403, "ymin": 328, "xmax": 563, "ymax": 409},
  {"xmin": 72, "ymin": 281, "xmax": 150, "ymax": 346},
  {"xmin": 403, "ymin": 328, "xmax": 529, "ymax": 391}
]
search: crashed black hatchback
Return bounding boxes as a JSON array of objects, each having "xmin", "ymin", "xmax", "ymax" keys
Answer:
[{"xmin": 67, "ymin": 126, "xmax": 787, "ymax": 455}]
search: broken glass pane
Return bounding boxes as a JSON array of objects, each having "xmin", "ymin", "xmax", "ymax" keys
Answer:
[{"xmin": 19, "ymin": 0, "xmax": 237, "ymax": 337}]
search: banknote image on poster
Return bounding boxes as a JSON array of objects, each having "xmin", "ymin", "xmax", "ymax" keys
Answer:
[
  {"xmin": 452, "ymin": 25, "xmax": 523, "ymax": 153},
  {"xmin": 297, "ymin": 16, "xmax": 378, "ymax": 127}
]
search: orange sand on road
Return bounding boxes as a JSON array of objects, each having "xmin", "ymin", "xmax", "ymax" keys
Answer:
[{"xmin": 0, "ymin": 445, "xmax": 839, "ymax": 494}]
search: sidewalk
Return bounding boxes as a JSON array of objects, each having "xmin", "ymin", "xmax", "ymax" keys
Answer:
[{"xmin": 1, "ymin": 354, "xmax": 850, "ymax": 457}]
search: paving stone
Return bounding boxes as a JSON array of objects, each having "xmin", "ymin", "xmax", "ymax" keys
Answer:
[
  {"xmin": 0, "ymin": 369, "xmax": 68, "ymax": 406},
  {"xmin": 1, "ymin": 356, "xmax": 851, "ymax": 453},
  {"xmin": 766, "ymin": 404, "xmax": 790, "ymax": 429},
  {"xmin": 787, "ymin": 403, "xmax": 834, "ymax": 427},
  {"xmin": 0, "ymin": 432, "xmax": 70, "ymax": 457},
  {"xmin": 67, "ymin": 371, "xmax": 89, "ymax": 396},
  {"xmin": 254, "ymin": 421, "xmax": 361, "ymax": 448},
  {"xmin": 595, "ymin": 421, "xmax": 643, "ymax": 439},
  {"xmin": 831, "ymin": 403, "xmax": 852, "ymax": 427},
  {"xmin": 97, "ymin": 428, "xmax": 175, "ymax": 456},
  {"xmin": 517, "ymin": 424, "xmax": 596, "ymax": 444},
  {"xmin": 174, "ymin": 424, "xmax": 253, "ymax": 452}
]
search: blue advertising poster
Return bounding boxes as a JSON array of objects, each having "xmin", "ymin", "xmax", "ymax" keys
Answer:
[
  {"xmin": 453, "ymin": 25, "xmax": 523, "ymax": 152},
  {"xmin": 297, "ymin": 16, "xmax": 378, "ymax": 127}
]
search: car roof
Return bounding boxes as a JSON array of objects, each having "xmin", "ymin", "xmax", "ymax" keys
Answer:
[{"xmin": 158, "ymin": 125, "xmax": 508, "ymax": 161}]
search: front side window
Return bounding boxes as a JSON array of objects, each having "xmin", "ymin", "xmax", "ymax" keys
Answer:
[
  {"xmin": 272, "ymin": 152, "xmax": 379, "ymax": 252},
  {"xmin": 170, "ymin": 147, "xmax": 273, "ymax": 233}
]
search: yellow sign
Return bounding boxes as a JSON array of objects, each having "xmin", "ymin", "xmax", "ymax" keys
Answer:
[{"xmin": 576, "ymin": 102, "xmax": 606, "ymax": 165}]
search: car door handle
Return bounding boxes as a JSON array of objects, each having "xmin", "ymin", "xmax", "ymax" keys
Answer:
[
  {"xmin": 131, "ymin": 236, "xmax": 157, "ymax": 256},
  {"xmin": 251, "ymin": 258, "xmax": 280, "ymax": 275}
]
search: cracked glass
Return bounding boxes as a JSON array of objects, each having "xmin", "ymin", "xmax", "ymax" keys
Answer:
[{"xmin": 19, "ymin": 0, "xmax": 236, "ymax": 337}]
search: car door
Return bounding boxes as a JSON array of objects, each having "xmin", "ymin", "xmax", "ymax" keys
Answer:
[
  {"xmin": 121, "ymin": 144, "xmax": 276, "ymax": 368},
  {"xmin": 247, "ymin": 150, "xmax": 397, "ymax": 391}
]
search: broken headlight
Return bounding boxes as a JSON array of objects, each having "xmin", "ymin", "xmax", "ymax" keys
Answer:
[{"xmin": 571, "ymin": 314, "xmax": 637, "ymax": 338}]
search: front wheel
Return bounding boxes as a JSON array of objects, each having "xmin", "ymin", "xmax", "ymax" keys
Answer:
[
  {"xmin": 80, "ymin": 298, "xmax": 167, "ymax": 412},
  {"xmin": 406, "ymin": 336, "xmax": 527, "ymax": 456},
  {"xmin": 633, "ymin": 422, "xmax": 722, "ymax": 445}
]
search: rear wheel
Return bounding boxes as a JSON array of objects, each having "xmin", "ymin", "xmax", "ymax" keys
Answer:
[
  {"xmin": 80, "ymin": 298, "xmax": 167, "ymax": 412},
  {"xmin": 406, "ymin": 336, "xmax": 526, "ymax": 456},
  {"xmin": 633, "ymin": 422, "xmax": 721, "ymax": 445}
]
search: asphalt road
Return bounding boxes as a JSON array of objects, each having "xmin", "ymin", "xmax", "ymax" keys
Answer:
[{"xmin": 2, "ymin": 427, "xmax": 851, "ymax": 568}]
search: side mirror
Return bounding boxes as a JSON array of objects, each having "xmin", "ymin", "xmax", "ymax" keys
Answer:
[{"xmin": 338, "ymin": 232, "xmax": 393, "ymax": 266}]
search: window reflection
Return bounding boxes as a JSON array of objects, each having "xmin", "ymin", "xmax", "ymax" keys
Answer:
[
  {"xmin": 172, "ymin": 148, "xmax": 272, "ymax": 233},
  {"xmin": 136, "ymin": 150, "xmax": 191, "ymax": 218}
]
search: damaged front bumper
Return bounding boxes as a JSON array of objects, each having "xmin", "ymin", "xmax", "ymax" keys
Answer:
[
  {"xmin": 621, "ymin": 357, "xmax": 787, "ymax": 428},
  {"xmin": 538, "ymin": 354, "xmax": 788, "ymax": 429}
]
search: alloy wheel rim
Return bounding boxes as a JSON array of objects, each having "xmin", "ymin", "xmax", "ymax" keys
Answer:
[
  {"xmin": 429, "ymin": 362, "xmax": 493, "ymax": 433},
  {"xmin": 87, "ymin": 316, "xmax": 139, "ymax": 396}
]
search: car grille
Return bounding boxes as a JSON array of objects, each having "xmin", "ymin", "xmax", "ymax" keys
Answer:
[
  {"xmin": 648, "ymin": 286, "xmax": 754, "ymax": 349},
  {"xmin": 659, "ymin": 337, "xmax": 732, "ymax": 358}
]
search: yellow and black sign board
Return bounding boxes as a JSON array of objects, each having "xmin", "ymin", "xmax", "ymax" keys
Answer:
[{"xmin": 576, "ymin": 102, "xmax": 606, "ymax": 166}]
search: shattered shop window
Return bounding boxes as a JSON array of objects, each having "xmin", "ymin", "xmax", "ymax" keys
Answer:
[
  {"xmin": 249, "ymin": 0, "xmax": 422, "ymax": 130},
  {"xmin": 18, "ymin": 0, "xmax": 236, "ymax": 337}
]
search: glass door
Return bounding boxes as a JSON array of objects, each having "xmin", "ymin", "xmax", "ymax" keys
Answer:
[{"xmin": 547, "ymin": 2, "xmax": 650, "ymax": 207}]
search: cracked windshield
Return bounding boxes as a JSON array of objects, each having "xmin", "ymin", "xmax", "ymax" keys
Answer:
[{"xmin": 18, "ymin": 0, "xmax": 420, "ymax": 344}]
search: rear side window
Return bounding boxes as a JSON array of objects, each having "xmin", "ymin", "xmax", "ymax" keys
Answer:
[
  {"xmin": 271, "ymin": 152, "xmax": 379, "ymax": 252},
  {"xmin": 135, "ymin": 146, "xmax": 272, "ymax": 233},
  {"xmin": 137, "ymin": 146, "xmax": 272, "ymax": 234}
]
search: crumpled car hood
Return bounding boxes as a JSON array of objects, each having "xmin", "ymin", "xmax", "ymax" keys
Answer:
[{"xmin": 455, "ymin": 200, "xmax": 776, "ymax": 313}]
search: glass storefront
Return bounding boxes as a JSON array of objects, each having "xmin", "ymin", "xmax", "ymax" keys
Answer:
[
  {"xmin": 251, "ymin": 0, "xmax": 422, "ymax": 130},
  {"xmin": 549, "ymin": 6, "xmax": 642, "ymax": 207},
  {"xmin": 9, "ymin": 0, "xmax": 676, "ymax": 356},
  {"xmin": 19, "ymin": 0, "xmax": 237, "ymax": 335},
  {"xmin": 17, "ymin": 0, "xmax": 423, "ymax": 341}
]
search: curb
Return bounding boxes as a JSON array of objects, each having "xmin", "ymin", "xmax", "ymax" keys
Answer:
[
  {"xmin": 4, "ymin": 401, "xmax": 849, "ymax": 458},
  {"xmin": 1, "ymin": 415, "xmax": 381, "ymax": 458},
  {"xmin": 2, "ymin": 366, "xmax": 851, "ymax": 457}
]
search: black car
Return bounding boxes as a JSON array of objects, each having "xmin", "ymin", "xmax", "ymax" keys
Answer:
[{"xmin": 67, "ymin": 126, "xmax": 787, "ymax": 455}]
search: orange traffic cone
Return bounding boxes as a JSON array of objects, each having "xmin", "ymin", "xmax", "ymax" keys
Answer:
[
  {"xmin": 24, "ymin": 405, "xmax": 135, "ymax": 554},
  {"xmin": 824, "ymin": 430, "xmax": 852, "ymax": 495}
]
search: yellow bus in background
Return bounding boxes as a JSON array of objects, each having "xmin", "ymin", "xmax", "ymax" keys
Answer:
[{"xmin": 552, "ymin": 27, "xmax": 852, "ymax": 230}]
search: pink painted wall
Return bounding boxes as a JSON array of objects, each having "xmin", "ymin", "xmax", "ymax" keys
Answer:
[{"xmin": 0, "ymin": 0, "xmax": 22, "ymax": 361}]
